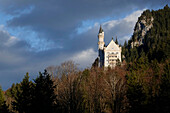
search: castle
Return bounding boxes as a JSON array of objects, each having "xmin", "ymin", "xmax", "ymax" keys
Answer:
[{"xmin": 98, "ymin": 26, "xmax": 122, "ymax": 68}]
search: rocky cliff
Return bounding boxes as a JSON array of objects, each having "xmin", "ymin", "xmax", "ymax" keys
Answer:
[
  {"xmin": 124, "ymin": 5, "xmax": 170, "ymax": 63},
  {"xmin": 131, "ymin": 10, "xmax": 154, "ymax": 48}
]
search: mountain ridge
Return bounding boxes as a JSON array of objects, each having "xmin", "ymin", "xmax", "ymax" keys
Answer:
[{"xmin": 122, "ymin": 5, "xmax": 170, "ymax": 63}]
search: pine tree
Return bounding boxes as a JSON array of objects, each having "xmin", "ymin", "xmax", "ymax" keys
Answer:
[
  {"xmin": 0, "ymin": 101, "xmax": 10, "ymax": 113},
  {"xmin": 158, "ymin": 61, "xmax": 170, "ymax": 113},
  {"xmin": 32, "ymin": 70, "xmax": 56, "ymax": 113},
  {"xmin": 124, "ymin": 40, "xmax": 127, "ymax": 47},
  {"xmin": 12, "ymin": 73, "xmax": 34, "ymax": 113},
  {"xmin": 0, "ymin": 86, "xmax": 10, "ymax": 113},
  {"xmin": 0, "ymin": 86, "xmax": 4, "ymax": 106}
]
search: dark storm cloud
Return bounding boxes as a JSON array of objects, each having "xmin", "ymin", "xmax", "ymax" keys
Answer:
[
  {"xmin": 0, "ymin": 0, "xmax": 169, "ymax": 49},
  {"xmin": 0, "ymin": 28, "xmax": 66, "ymax": 89},
  {"xmin": 1, "ymin": 0, "xmax": 169, "ymax": 41}
]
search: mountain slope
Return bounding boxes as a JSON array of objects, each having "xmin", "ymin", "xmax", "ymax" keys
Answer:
[{"xmin": 123, "ymin": 5, "xmax": 170, "ymax": 63}]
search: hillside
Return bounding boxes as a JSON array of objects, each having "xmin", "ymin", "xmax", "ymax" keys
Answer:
[{"xmin": 122, "ymin": 5, "xmax": 170, "ymax": 63}]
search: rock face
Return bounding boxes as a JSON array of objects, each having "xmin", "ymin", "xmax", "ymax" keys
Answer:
[{"xmin": 131, "ymin": 10, "xmax": 154, "ymax": 48}]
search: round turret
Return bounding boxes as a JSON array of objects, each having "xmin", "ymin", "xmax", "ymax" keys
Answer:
[{"xmin": 98, "ymin": 25, "xmax": 105, "ymax": 50}]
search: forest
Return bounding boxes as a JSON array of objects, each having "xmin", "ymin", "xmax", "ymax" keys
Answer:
[{"xmin": 0, "ymin": 5, "xmax": 170, "ymax": 113}]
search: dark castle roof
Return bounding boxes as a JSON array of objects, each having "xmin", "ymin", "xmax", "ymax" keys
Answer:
[{"xmin": 99, "ymin": 25, "xmax": 103, "ymax": 33}]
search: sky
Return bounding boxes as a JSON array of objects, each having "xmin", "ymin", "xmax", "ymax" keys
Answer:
[{"xmin": 0, "ymin": 0, "xmax": 169, "ymax": 90}]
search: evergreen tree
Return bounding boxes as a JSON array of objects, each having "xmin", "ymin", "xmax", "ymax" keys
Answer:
[
  {"xmin": 158, "ymin": 61, "xmax": 170, "ymax": 113},
  {"xmin": 124, "ymin": 40, "xmax": 127, "ymax": 47},
  {"xmin": 0, "ymin": 86, "xmax": 4, "ymax": 106},
  {"xmin": 0, "ymin": 86, "xmax": 10, "ymax": 113},
  {"xmin": 32, "ymin": 70, "xmax": 56, "ymax": 113},
  {"xmin": 92, "ymin": 57, "xmax": 99, "ymax": 68},
  {"xmin": 0, "ymin": 101, "xmax": 10, "ymax": 113},
  {"xmin": 12, "ymin": 73, "xmax": 34, "ymax": 113}
]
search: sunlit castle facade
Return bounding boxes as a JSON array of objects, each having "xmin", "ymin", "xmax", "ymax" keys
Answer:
[{"xmin": 98, "ymin": 26, "xmax": 122, "ymax": 68}]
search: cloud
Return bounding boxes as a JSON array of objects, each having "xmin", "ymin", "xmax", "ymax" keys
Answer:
[
  {"xmin": 70, "ymin": 48, "xmax": 98, "ymax": 68},
  {"xmin": 101, "ymin": 9, "xmax": 145, "ymax": 44},
  {"xmin": 0, "ymin": 0, "xmax": 169, "ymax": 43},
  {"xmin": 4, "ymin": 36, "xmax": 19, "ymax": 46},
  {"xmin": 0, "ymin": 0, "xmax": 168, "ymax": 51},
  {"xmin": 0, "ymin": 26, "xmax": 29, "ymax": 69}
]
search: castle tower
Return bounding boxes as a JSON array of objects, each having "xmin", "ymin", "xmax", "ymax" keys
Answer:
[
  {"xmin": 98, "ymin": 25, "xmax": 105, "ymax": 50},
  {"xmin": 98, "ymin": 25, "xmax": 105, "ymax": 67}
]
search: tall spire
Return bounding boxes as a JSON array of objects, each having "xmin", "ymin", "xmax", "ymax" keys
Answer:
[
  {"xmin": 115, "ymin": 36, "xmax": 118, "ymax": 44},
  {"xmin": 99, "ymin": 25, "xmax": 103, "ymax": 33}
]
